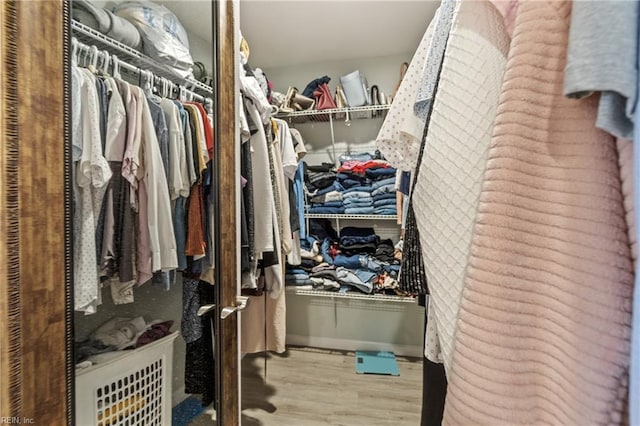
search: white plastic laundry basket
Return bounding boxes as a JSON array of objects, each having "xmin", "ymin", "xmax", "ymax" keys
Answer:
[{"xmin": 75, "ymin": 332, "xmax": 179, "ymax": 426}]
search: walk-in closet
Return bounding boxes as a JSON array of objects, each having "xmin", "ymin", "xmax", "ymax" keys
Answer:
[{"xmin": 1, "ymin": 1, "xmax": 638, "ymax": 425}]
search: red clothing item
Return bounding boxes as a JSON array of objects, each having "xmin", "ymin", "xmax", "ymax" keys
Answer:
[{"xmin": 338, "ymin": 160, "xmax": 389, "ymax": 175}]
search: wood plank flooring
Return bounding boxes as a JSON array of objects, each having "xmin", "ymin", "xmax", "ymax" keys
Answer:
[{"xmin": 190, "ymin": 346, "xmax": 423, "ymax": 425}]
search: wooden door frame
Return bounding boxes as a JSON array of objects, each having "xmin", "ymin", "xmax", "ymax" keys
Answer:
[
  {"xmin": 0, "ymin": 0, "xmax": 73, "ymax": 423},
  {"xmin": 0, "ymin": 1, "xmax": 240, "ymax": 423},
  {"xmin": 213, "ymin": 0, "xmax": 241, "ymax": 424}
]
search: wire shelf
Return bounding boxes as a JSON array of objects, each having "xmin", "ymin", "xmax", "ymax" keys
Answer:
[
  {"xmin": 71, "ymin": 20, "xmax": 213, "ymax": 98},
  {"xmin": 277, "ymin": 104, "xmax": 390, "ymax": 124},
  {"xmin": 305, "ymin": 213, "xmax": 397, "ymax": 220},
  {"xmin": 286, "ymin": 288, "xmax": 416, "ymax": 303}
]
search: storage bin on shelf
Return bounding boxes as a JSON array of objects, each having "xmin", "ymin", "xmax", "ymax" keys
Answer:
[{"xmin": 75, "ymin": 332, "xmax": 179, "ymax": 426}]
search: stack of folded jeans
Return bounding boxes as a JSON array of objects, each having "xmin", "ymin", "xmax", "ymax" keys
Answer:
[
  {"xmin": 370, "ymin": 176, "xmax": 397, "ymax": 215},
  {"xmin": 336, "ymin": 171, "xmax": 368, "ymax": 191},
  {"xmin": 342, "ymin": 186, "xmax": 374, "ymax": 215},
  {"xmin": 339, "ymin": 227, "xmax": 379, "ymax": 255}
]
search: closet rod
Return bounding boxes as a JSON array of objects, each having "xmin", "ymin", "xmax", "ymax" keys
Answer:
[{"xmin": 72, "ymin": 37, "xmax": 208, "ymax": 104}]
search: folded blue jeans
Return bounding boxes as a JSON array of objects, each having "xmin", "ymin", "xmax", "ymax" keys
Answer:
[
  {"xmin": 345, "ymin": 206, "xmax": 375, "ymax": 215},
  {"xmin": 372, "ymin": 192, "xmax": 397, "ymax": 201},
  {"xmin": 309, "ymin": 206, "xmax": 345, "ymax": 214},
  {"xmin": 371, "ymin": 176, "xmax": 397, "ymax": 189},
  {"xmin": 343, "ymin": 185, "xmax": 373, "ymax": 194},
  {"xmin": 336, "ymin": 267, "xmax": 375, "ymax": 293},
  {"xmin": 333, "ymin": 254, "xmax": 363, "ymax": 269},
  {"xmin": 366, "ymin": 167, "xmax": 397, "ymax": 178},
  {"xmin": 343, "ymin": 199, "xmax": 373, "ymax": 207},
  {"xmin": 371, "ymin": 184, "xmax": 396, "ymax": 197},
  {"xmin": 343, "ymin": 191, "xmax": 373, "ymax": 199},
  {"xmin": 373, "ymin": 207, "xmax": 396, "ymax": 215},
  {"xmin": 338, "ymin": 178, "xmax": 367, "ymax": 189},
  {"xmin": 310, "ymin": 201, "xmax": 343, "ymax": 208},
  {"xmin": 373, "ymin": 198, "xmax": 397, "ymax": 207},
  {"xmin": 340, "ymin": 235, "xmax": 379, "ymax": 247}
]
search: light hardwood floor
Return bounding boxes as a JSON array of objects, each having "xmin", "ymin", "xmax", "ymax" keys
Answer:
[{"xmin": 190, "ymin": 346, "xmax": 423, "ymax": 425}]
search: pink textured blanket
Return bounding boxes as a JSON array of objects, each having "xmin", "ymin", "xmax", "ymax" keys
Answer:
[{"xmin": 444, "ymin": 1, "xmax": 634, "ymax": 424}]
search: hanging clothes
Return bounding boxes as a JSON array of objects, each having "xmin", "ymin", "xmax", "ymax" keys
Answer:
[
  {"xmin": 412, "ymin": 0, "xmax": 510, "ymax": 374},
  {"xmin": 443, "ymin": 1, "xmax": 633, "ymax": 424},
  {"xmin": 74, "ymin": 67, "xmax": 112, "ymax": 314}
]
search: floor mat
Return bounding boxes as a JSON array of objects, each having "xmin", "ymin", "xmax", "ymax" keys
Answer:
[{"xmin": 172, "ymin": 396, "xmax": 205, "ymax": 426}]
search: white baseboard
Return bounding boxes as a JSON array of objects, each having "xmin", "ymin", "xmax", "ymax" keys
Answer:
[{"xmin": 286, "ymin": 334, "xmax": 423, "ymax": 358}]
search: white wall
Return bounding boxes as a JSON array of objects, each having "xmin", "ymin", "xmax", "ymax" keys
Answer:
[
  {"xmin": 262, "ymin": 53, "xmax": 412, "ymax": 103},
  {"xmin": 287, "ymin": 296, "xmax": 424, "ymax": 357},
  {"xmin": 188, "ymin": 32, "xmax": 213, "ymax": 71}
]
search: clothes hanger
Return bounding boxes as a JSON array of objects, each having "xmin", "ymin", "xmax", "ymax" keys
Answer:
[
  {"xmin": 88, "ymin": 45, "xmax": 99, "ymax": 73},
  {"xmin": 71, "ymin": 38, "xmax": 78, "ymax": 67},
  {"xmin": 165, "ymin": 79, "xmax": 172, "ymax": 99},
  {"xmin": 78, "ymin": 45, "xmax": 88, "ymax": 68},
  {"xmin": 101, "ymin": 51, "xmax": 110, "ymax": 76},
  {"xmin": 143, "ymin": 70, "xmax": 153, "ymax": 96},
  {"xmin": 112, "ymin": 55, "xmax": 122, "ymax": 80}
]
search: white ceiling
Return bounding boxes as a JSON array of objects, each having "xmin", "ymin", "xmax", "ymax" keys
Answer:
[{"xmin": 156, "ymin": 1, "xmax": 438, "ymax": 69}]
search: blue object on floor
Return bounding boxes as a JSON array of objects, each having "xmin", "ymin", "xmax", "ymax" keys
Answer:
[
  {"xmin": 355, "ymin": 351, "xmax": 400, "ymax": 376},
  {"xmin": 172, "ymin": 396, "xmax": 205, "ymax": 426}
]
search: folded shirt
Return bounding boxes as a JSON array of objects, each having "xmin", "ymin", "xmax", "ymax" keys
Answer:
[
  {"xmin": 306, "ymin": 170, "xmax": 337, "ymax": 192},
  {"xmin": 338, "ymin": 160, "xmax": 390, "ymax": 175},
  {"xmin": 306, "ymin": 162, "xmax": 335, "ymax": 173}
]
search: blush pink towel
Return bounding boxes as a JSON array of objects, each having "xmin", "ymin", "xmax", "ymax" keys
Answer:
[{"xmin": 444, "ymin": 1, "xmax": 634, "ymax": 425}]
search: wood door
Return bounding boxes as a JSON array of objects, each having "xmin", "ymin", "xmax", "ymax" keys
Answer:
[
  {"xmin": 0, "ymin": 0, "xmax": 73, "ymax": 423},
  {"xmin": 212, "ymin": 0, "xmax": 241, "ymax": 424}
]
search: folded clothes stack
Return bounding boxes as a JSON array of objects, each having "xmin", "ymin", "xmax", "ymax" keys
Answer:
[
  {"xmin": 286, "ymin": 221, "xmax": 404, "ymax": 295},
  {"xmin": 340, "ymin": 159, "xmax": 397, "ymax": 216},
  {"xmin": 370, "ymin": 176, "xmax": 398, "ymax": 215},
  {"xmin": 303, "ymin": 153, "xmax": 398, "ymax": 216},
  {"xmin": 305, "ymin": 163, "xmax": 344, "ymax": 214}
]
